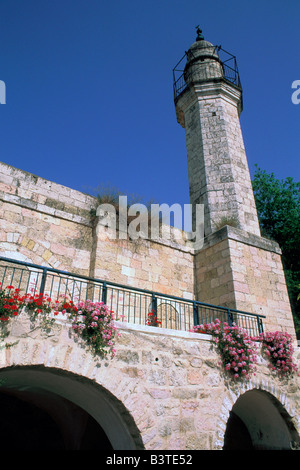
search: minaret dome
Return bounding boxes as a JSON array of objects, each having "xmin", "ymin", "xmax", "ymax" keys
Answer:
[{"xmin": 184, "ymin": 28, "xmax": 224, "ymax": 85}]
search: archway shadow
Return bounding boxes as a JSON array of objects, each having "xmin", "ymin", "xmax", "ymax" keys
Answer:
[
  {"xmin": 223, "ymin": 389, "xmax": 300, "ymax": 450},
  {"xmin": 0, "ymin": 389, "xmax": 113, "ymax": 450},
  {"xmin": 0, "ymin": 365, "xmax": 144, "ymax": 451}
]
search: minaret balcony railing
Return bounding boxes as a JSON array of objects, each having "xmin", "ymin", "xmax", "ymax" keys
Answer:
[{"xmin": 173, "ymin": 46, "xmax": 242, "ymax": 101}]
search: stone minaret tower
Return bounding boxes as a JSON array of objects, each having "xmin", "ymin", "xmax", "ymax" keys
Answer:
[
  {"xmin": 173, "ymin": 28, "xmax": 295, "ymax": 339},
  {"xmin": 174, "ymin": 27, "xmax": 260, "ymax": 237}
]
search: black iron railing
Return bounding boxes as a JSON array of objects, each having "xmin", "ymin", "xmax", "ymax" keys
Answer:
[
  {"xmin": 0, "ymin": 256, "xmax": 264, "ymax": 336},
  {"xmin": 173, "ymin": 45, "xmax": 242, "ymax": 100}
]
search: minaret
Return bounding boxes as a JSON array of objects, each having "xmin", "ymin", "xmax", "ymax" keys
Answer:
[
  {"xmin": 174, "ymin": 27, "xmax": 260, "ymax": 237},
  {"xmin": 173, "ymin": 29, "xmax": 295, "ymax": 339}
]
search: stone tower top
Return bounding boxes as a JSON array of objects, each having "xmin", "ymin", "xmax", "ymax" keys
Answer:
[
  {"xmin": 174, "ymin": 30, "xmax": 261, "ymax": 237},
  {"xmin": 173, "ymin": 28, "xmax": 242, "ymax": 109},
  {"xmin": 184, "ymin": 36, "xmax": 224, "ymax": 85}
]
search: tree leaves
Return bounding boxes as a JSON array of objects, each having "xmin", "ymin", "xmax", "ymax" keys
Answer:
[{"xmin": 252, "ymin": 166, "xmax": 300, "ymax": 334}]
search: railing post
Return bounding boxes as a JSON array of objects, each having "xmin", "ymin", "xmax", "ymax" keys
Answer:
[
  {"xmin": 102, "ymin": 282, "xmax": 107, "ymax": 304},
  {"xmin": 258, "ymin": 316, "xmax": 264, "ymax": 335},
  {"xmin": 227, "ymin": 308, "xmax": 233, "ymax": 327},
  {"xmin": 193, "ymin": 302, "xmax": 199, "ymax": 326},
  {"xmin": 151, "ymin": 294, "xmax": 157, "ymax": 313},
  {"xmin": 39, "ymin": 268, "xmax": 48, "ymax": 296},
  {"xmin": 149, "ymin": 294, "xmax": 158, "ymax": 327}
]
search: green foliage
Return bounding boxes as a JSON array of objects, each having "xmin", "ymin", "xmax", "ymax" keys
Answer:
[{"xmin": 252, "ymin": 166, "xmax": 300, "ymax": 334}]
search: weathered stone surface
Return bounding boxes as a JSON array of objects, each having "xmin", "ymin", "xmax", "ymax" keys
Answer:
[
  {"xmin": 0, "ymin": 161, "xmax": 295, "ymax": 337},
  {"xmin": 1, "ymin": 316, "xmax": 299, "ymax": 450},
  {"xmin": 175, "ymin": 38, "xmax": 260, "ymax": 238}
]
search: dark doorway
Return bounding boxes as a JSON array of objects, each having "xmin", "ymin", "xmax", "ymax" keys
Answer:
[
  {"xmin": 223, "ymin": 389, "xmax": 300, "ymax": 450},
  {"xmin": 0, "ymin": 390, "xmax": 113, "ymax": 450},
  {"xmin": 223, "ymin": 411, "xmax": 253, "ymax": 450}
]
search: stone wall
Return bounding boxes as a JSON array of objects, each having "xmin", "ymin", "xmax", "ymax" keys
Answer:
[
  {"xmin": 93, "ymin": 229, "xmax": 194, "ymax": 297},
  {"xmin": 0, "ymin": 162, "xmax": 195, "ymax": 300},
  {"xmin": 175, "ymin": 82, "xmax": 261, "ymax": 237},
  {"xmin": 0, "ymin": 160, "xmax": 299, "ymax": 450},
  {"xmin": 194, "ymin": 226, "xmax": 296, "ymax": 338},
  {"xmin": 0, "ymin": 161, "xmax": 296, "ymax": 337},
  {"xmin": 227, "ymin": 230, "xmax": 294, "ymax": 336},
  {"xmin": 1, "ymin": 313, "xmax": 299, "ymax": 450},
  {"xmin": 0, "ymin": 161, "xmax": 95, "ymax": 275}
]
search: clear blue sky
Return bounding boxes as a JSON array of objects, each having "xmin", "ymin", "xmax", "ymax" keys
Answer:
[{"xmin": 0, "ymin": 0, "xmax": 299, "ymax": 210}]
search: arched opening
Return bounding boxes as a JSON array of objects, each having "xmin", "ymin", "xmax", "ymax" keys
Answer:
[
  {"xmin": 223, "ymin": 389, "xmax": 300, "ymax": 450},
  {"xmin": 157, "ymin": 302, "xmax": 180, "ymax": 330},
  {"xmin": 0, "ymin": 389, "xmax": 113, "ymax": 450},
  {"xmin": 0, "ymin": 366, "xmax": 144, "ymax": 450}
]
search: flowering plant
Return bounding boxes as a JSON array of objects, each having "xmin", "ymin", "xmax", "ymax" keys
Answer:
[
  {"xmin": 71, "ymin": 300, "xmax": 118, "ymax": 357},
  {"xmin": 21, "ymin": 292, "xmax": 52, "ymax": 314},
  {"xmin": 0, "ymin": 284, "xmax": 23, "ymax": 339},
  {"xmin": 18, "ymin": 289, "xmax": 54, "ymax": 330},
  {"xmin": 192, "ymin": 319, "xmax": 257, "ymax": 380},
  {"xmin": 0, "ymin": 284, "xmax": 119, "ymax": 358},
  {"xmin": 0, "ymin": 284, "xmax": 23, "ymax": 327},
  {"xmin": 146, "ymin": 310, "xmax": 161, "ymax": 327},
  {"xmin": 257, "ymin": 331, "xmax": 298, "ymax": 376},
  {"xmin": 52, "ymin": 295, "xmax": 78, "ymax": 315},
  {"xmin": 191, "ymin": 325, "xmax": 209, "ymax": 334}
]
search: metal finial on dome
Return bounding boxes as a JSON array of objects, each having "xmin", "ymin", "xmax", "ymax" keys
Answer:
[{"xmin": 195, "ymin": 25, "xmax": 204, "ymax": 41}]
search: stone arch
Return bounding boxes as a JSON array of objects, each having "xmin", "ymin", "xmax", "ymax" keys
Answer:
[
  {"xmin": 157, "ymin": 301, "xmax": 179, "ymax": 329},
  {"xmin": 0, "ymin": 364, "xmax": 144, "ymax": 450},
  {"xmin": 0, "ymin": 312, "xmax": 146, "ymax": 451},
  {"xmin": 217, "ymin": 381, "xmax": 300, "ymax": 450},
  {"xmin": 155, "ymin": 300, "xmax": 193, "ymax": 331}
]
